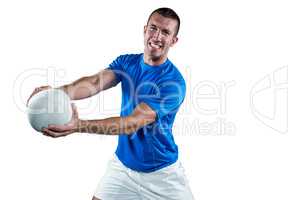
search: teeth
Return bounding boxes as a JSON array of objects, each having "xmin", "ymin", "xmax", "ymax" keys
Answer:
[{"xmin": 150, "ymin": 42, "xmax": 161, "ymax": 49}]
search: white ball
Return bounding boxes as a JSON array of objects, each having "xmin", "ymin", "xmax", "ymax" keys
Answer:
[{"xmin": 27, "ymin": 89, "xmax": 72, "ymax": 132}]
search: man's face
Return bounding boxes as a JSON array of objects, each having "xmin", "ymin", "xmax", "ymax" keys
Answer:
[{"xmin": 144, "ymin": 13, "xmax": 178, "ymax": 62}]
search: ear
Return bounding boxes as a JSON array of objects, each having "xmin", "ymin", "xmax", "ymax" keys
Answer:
[
  {"xmin": 144, "ymin": 25, "xmax": 147, "ymax": 34},
  {"xmin": 170, "ymin": 36, "xmax": 178, "ymax": 47}
]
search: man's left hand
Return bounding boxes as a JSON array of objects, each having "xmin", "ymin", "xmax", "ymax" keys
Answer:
[{"xmin": 42, "ymin": 103, "xmax": 79, "ymax": 138}]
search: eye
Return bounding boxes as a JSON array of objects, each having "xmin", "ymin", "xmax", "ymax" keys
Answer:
[
  {"xmin": 149, "ymin": 26, "xmax": 157, "ymax": 31},
  {"xmin": 162, "ymin": 30, "xmax": 170, "ymax": 36},
  {"xmin": 162, "ymin": 31, "xmax": 170, "ymax": 35}
]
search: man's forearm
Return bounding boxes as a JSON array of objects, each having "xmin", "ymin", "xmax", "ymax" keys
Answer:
[
  {"xmin": 58, "ymin": 76, "xmax": 99, "ymax": 100},
  {"xmin": 57, "ymin": 70, "xmax": 118, "ymax": 100},
  {"xmin": 77, "ymin": 116, "xmax": 141, "ymax": 135}
]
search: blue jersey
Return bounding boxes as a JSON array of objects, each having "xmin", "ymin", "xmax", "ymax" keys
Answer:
[{"xmin": 107, "ymin": 54, "xmax": 186, "ymax": 172}]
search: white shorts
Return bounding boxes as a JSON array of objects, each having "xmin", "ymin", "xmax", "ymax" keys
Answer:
[{"xmin": 94, "ymin": 154, "xmax": 194, "ymax": 200}]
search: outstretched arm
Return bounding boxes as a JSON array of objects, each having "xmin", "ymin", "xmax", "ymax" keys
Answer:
[
  {"xmin": 78, "ymin": 103, "xmax": 156, "ymax": 135},
  {"xmin": 27, "ymin": 69, "xmax": 118, "ymax": 105},
  {"xmin": 42, "ymin": 102, "xmax": 156, "ymax": 138},
  {"xmin": 59, "ymin": 69, "xmax": 118, "ymax": 100}
]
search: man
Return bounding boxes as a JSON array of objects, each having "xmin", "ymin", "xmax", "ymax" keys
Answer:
[{"xmin": 27, "ymin": 7, "xmax": 194, "ymax": 200}]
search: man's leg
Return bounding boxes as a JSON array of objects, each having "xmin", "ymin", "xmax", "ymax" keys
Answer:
[
  {"xmin": 139, "ymin": 161, "xmax": 194, "ymax": 200},
  {"xmin": 93, "ymin": 155, "xmax": 140, "ymax": 200}
]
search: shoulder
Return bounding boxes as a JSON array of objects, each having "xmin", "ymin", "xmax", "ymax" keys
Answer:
[
  {"xmin": 115, "ymin": 53, "xmax": 142, "ymax": 64},
  {"xmin": 109, "ymin": 53, "xmax": 142, "ymax": 74},
  {"xmin": 163, "ymin": 60, "xmax": 186, "ymax": 87},
  {"xmin": 157, "ymin": 61, "xmax": 186, "ymax": 99}
]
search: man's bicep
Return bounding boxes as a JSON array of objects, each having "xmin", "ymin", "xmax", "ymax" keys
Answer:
[{"xmin": 94, "ymin": 69, "xmax": 120, "ymax": 91}]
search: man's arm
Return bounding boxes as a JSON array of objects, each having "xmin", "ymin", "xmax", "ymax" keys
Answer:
[
  {"xmin": 59, "ymin": 69, "xmax": 118, "ymax": 100},
  {"xmin": 77, "ymin": 102, "xmax": 156, "ymax": 135},
  {"xmin": 42, "ymin": 102, "xmax": 156, "ymax": 137},
  {"xmin": 27, "ymin": 69, "xmax": 118, "ymax": 106}
]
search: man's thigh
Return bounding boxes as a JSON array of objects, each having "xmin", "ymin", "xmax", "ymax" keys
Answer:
[
  {"xmin": 139, "ymin": 161, "xmax": 194, "ymax": 200},
  {"xmin": 93, "ymin": 155, "xmax": 140, "ymax": 199}
]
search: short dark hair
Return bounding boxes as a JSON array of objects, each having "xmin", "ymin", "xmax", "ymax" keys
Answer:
[{"xmin": 147, "ymin": 7, "xmax": 180, "ymax": 36}]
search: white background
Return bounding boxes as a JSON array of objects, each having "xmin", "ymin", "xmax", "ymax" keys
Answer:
[{"xmin": 1, "ymin": 0, "xmax": 299, "ymax": 199}]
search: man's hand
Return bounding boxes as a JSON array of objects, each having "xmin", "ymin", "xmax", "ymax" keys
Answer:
[
  {"xmin": 42, "ymin": 103, "xmax": 80, "ymax": 138},
  {"xmin": 27, "ymin": 85, "xmax": 52, "ymax": 107}
]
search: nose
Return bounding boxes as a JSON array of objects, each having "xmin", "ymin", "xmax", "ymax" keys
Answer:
[{"xmin": 153, "ymin": 30, "xmax": 162, "ymax": 41}]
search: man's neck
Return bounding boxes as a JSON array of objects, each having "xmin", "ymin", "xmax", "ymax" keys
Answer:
[{"xmin": 143, "ymin": 54, "xmax": 167, "ymax": 66}]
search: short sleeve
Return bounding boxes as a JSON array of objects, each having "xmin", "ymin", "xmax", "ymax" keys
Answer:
[
  {"xmin": 106, "ymin": 55, "xmax": 127, "ymax": 82},
  {"xmin": 140, "ymin": 79, "xmax": 186, "ymax": 119}
]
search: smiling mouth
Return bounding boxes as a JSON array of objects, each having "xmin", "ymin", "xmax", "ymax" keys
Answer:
[{"xmin": 149, "ymin": 42, "xmax": 163, "ymax": 50}]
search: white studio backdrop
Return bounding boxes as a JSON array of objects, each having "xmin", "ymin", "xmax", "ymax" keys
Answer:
[{"xmin": 1, "ymin": 0, "xmax": 299, "ymax": 199}]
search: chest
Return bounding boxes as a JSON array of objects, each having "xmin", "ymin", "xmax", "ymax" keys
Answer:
[{"xmin": 123, "ymin": 66, "xmax": 164, "ymax": 96}]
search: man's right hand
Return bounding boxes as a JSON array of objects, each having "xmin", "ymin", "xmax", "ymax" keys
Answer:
[{"xmin": 26, "ymin": 85, "xmax": 52, "ymax": 107}]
